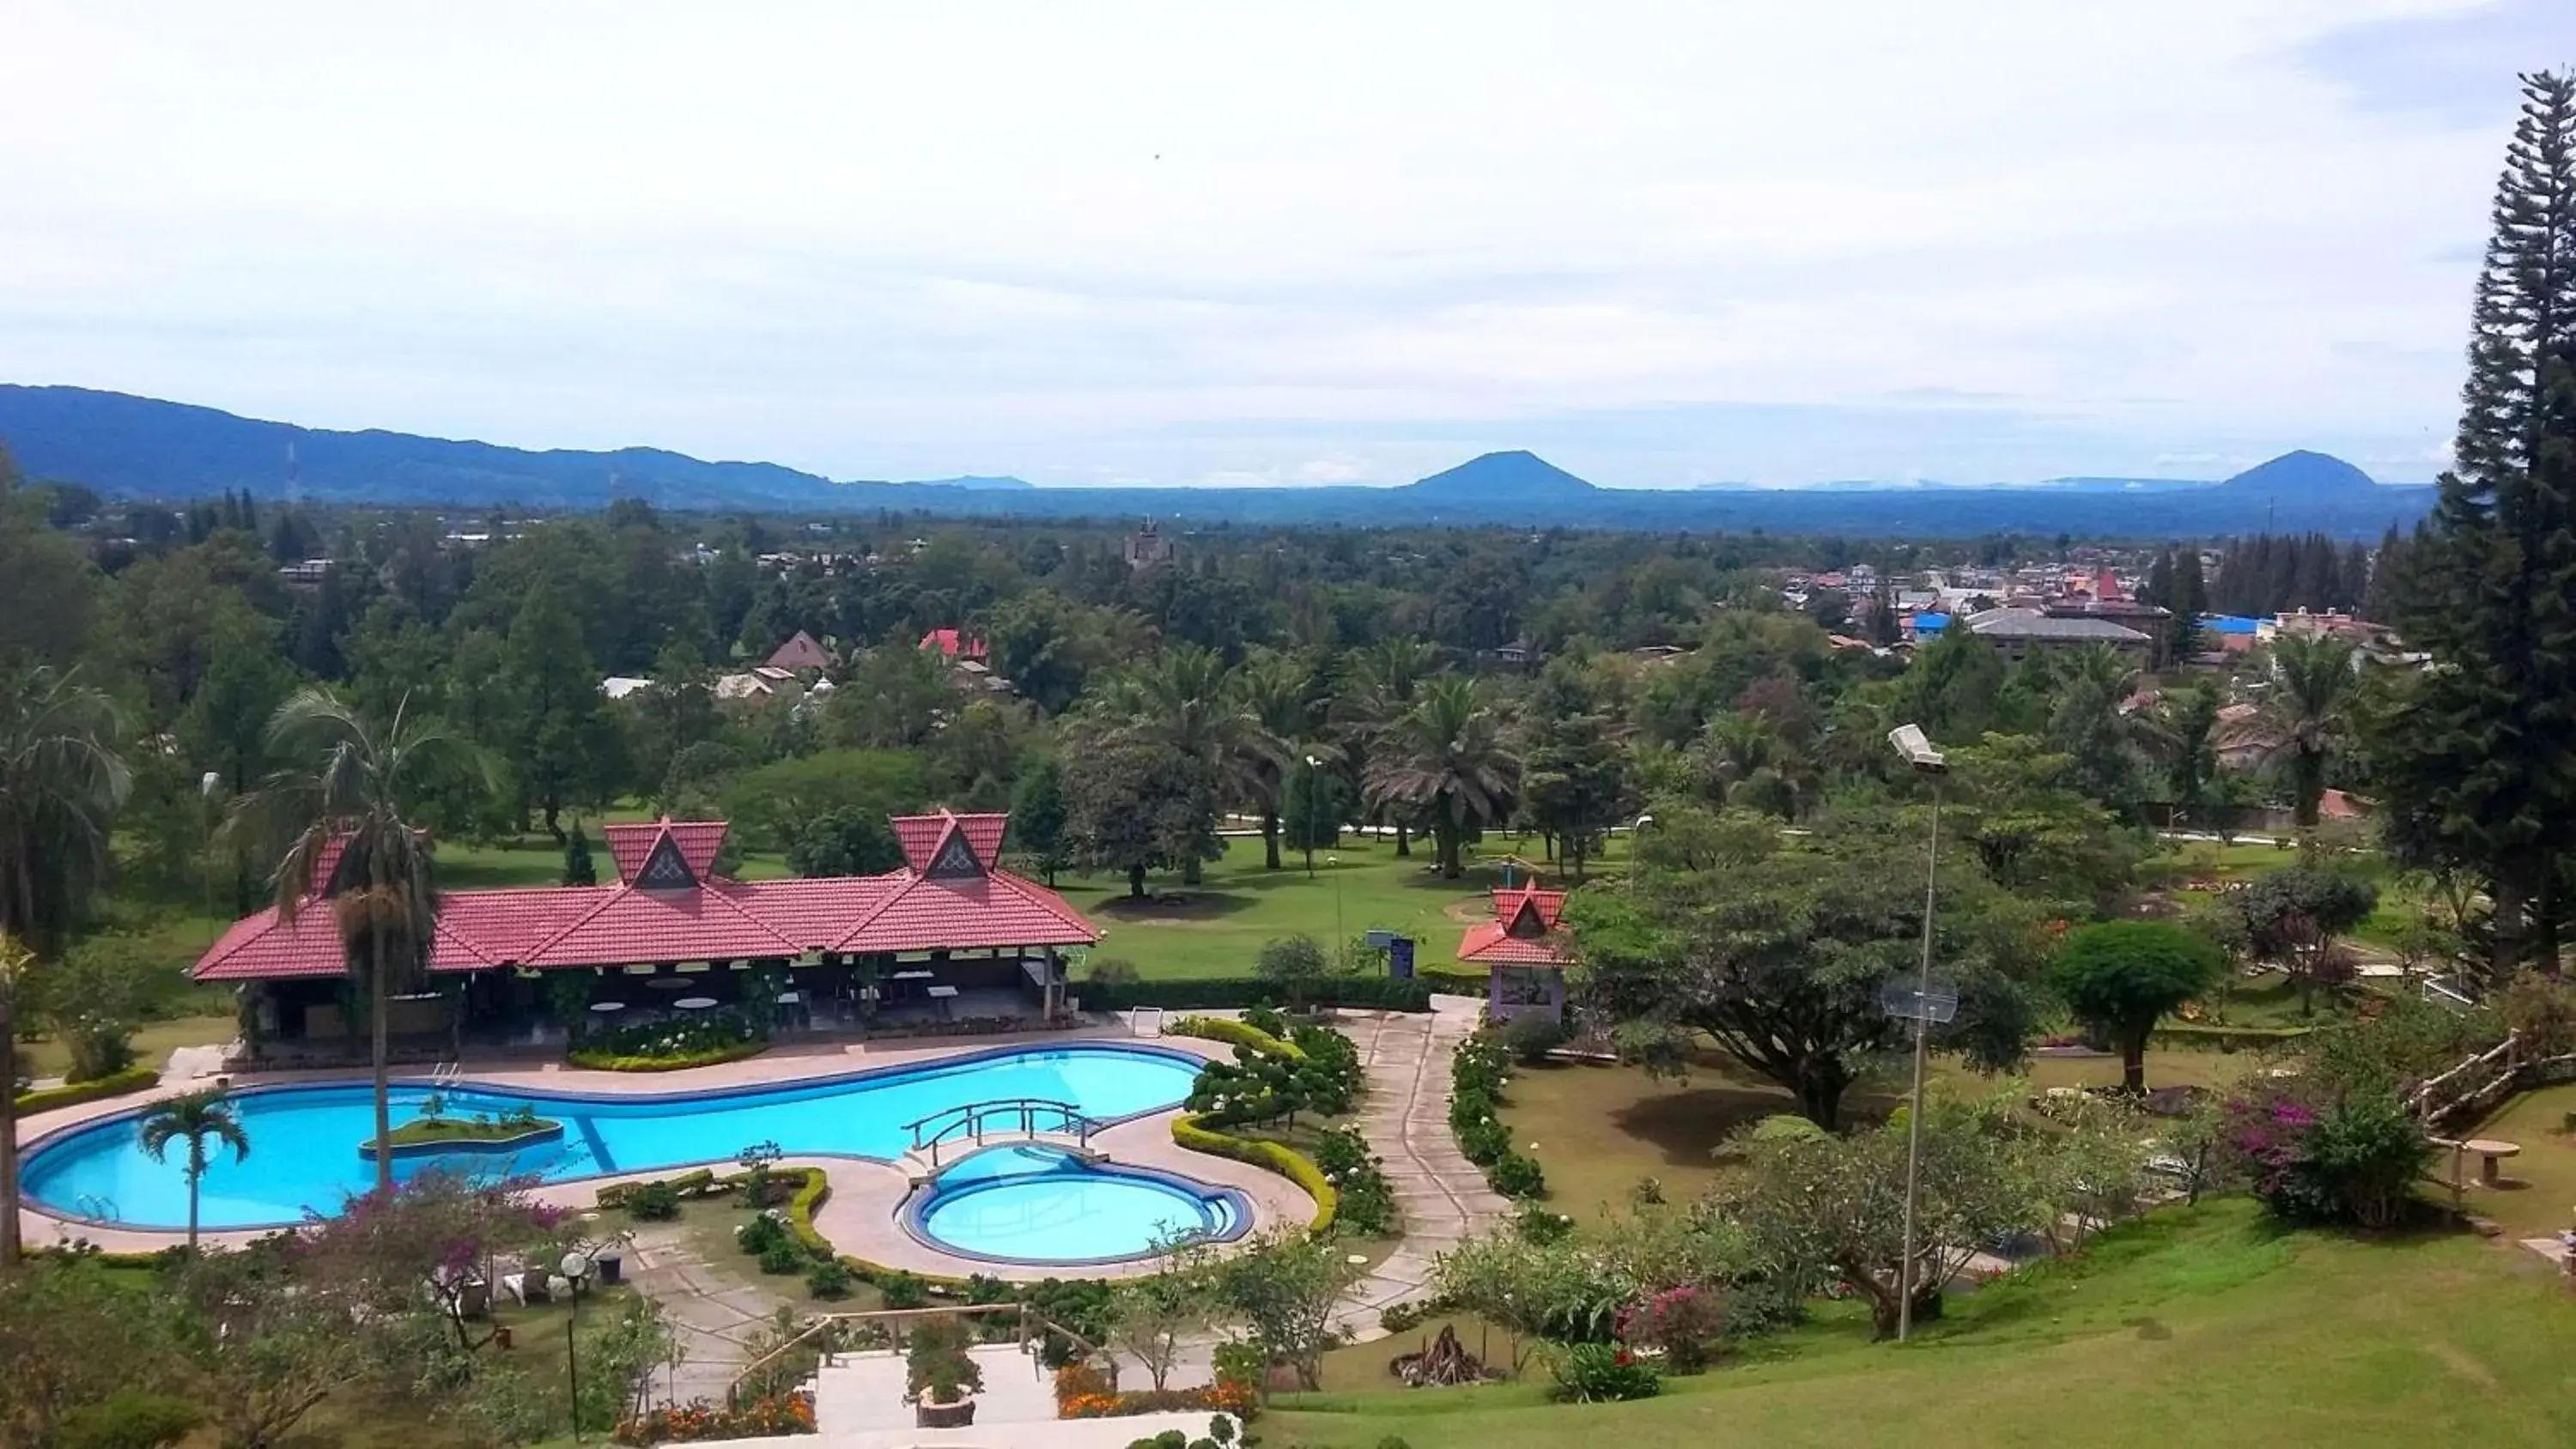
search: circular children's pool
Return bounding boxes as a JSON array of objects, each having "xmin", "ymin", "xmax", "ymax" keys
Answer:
[{"xmin": 908, "ymin": 1143, "xmax": 1248, "ymax": 1266}]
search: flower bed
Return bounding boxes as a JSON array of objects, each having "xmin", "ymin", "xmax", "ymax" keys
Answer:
[
  {"xmin": 612, "ymin": 1392, "xmax": 814, "ymax": 1444},
  {"xmin": 569, "ymin": 1008, "xmax": 768, "ymax": 1070},
  {"xmin": 1053, "ymin": 1361, "xmax": 1257, "ymax": 1420}
]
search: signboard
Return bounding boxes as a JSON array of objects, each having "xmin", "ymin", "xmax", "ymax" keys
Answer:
[{"xmin": 1388, "ymin": 937, "xmax": 1415, "ymax": 979}]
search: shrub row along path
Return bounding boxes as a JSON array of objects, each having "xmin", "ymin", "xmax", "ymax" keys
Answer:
[{"xmin": 1334, "ymin": 997, "xmax": 1512, "ymax": 1341}]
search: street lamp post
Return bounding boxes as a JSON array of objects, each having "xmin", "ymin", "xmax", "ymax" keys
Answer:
[
  {"xmin": 1885, "ymin": 724, "xmax": 1947, "ymax": 1344},
  {"xmin": 561, "ymin": 1248, "xmax": 593, "ymax": 1440}
]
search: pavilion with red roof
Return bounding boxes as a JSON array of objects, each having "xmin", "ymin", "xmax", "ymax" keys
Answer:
[
  {"xmin": 1456, "ymin": 878, "xmax": 1572, "ymax": 1025},
  {"xmin": 193, "ymin": 810, "xmax": 1100, "ymax": 1057}
]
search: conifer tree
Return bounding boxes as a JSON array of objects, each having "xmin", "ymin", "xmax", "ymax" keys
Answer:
[
  {"xmin": 2389, "ymin": 70, "xmax": 2576, "ymax": 976},
  {"xmin": 2165, "ymin": 547, "xmax": 2207, "ymax": 660}
]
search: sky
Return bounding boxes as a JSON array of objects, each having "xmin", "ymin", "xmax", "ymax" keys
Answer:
[{"xmin": 2, "ymin": 2, "xmax": 2569, "ymax": 490}]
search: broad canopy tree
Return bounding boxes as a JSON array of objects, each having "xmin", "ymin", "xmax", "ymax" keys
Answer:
[
  {"xmin": 2050, "ymin": 920, "xmax": 2225, "ymax": 1092},
  {"xmin": 1571, "ymin": 806, "xmax": 2048, "ymax": 1128}
]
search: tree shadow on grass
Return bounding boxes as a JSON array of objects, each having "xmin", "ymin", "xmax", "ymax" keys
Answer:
[
  {"xmin": 1600, "ymin": 1081, "xmax": 1809, "ymax": 1169},
  {"xmin": 1092, "ymin": 890, "xmax": 1260, "ymax": 921}
]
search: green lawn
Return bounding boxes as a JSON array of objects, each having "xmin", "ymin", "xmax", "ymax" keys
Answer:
[
  {"xmin": 2458, "ymin": 1083, "xmax": 2576, "ymax": 1240},
  {"xmin": 1054, "ymin": 834, "xmax": 1605, "ymax": 980},
  {"xmin": 1265, "ymin": 1200, "xmax": 2576, "ymax": 1448},
  {"xmin": 1496, "ymin": 1049, "xmax": 2261, "ymax": 1226}
]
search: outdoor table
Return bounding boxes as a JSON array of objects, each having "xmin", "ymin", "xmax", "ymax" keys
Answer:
[
  {"xmin": 588, "ymin": 1001, "xmax": 627, "ymax": 1015},
  {"xmin": 2463, "ymin": 1137, "xmax": 2522, "ymax": 1186},
  {"xmin": 673, "ymin": 997, "xmax": 719, "ymax": 1012},
  {"xmin": 926, "ymin": 984, "xmax": 959, "ymax": 1019},
  {"xmin": 776, "ymin": 991, "xmax": 801, "ymax": 1004}
]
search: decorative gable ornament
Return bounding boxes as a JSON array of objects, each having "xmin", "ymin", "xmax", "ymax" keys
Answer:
[
  {"xmin": 926, "ymin": 826, "xmax": 985, "ymax": 881},
  {"xmin": 633, "ymin": 832, "xmax": 699, "ymax": 890}
]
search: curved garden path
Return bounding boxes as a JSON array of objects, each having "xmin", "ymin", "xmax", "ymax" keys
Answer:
[{"xmin": 1334, "ymin": 997, "xmax": 1510, "ymax": 1341}]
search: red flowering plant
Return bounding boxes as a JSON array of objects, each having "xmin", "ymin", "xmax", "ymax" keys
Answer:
[
  {"xmin": 612, "ymin": 1393, "xmax": 815, "ymax": 1445},
  {"xmin": 1613, "ymin": 1285, "xmax": 1728, "ymax": 1372},
  {"xmin": 294, "ymin": 1167, "xmax": 574, "ymax": 1351}
]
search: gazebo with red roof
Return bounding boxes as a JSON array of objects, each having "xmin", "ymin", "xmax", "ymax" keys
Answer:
[
  {"xmin": 193, "ymin": 809, "xmax": 1100, "ymax": 1060},
  {"xmin": 1456, "ymin": 878, "xmax": 1572, "ymax": 1025}
]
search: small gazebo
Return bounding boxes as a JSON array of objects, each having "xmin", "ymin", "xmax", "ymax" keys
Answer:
[{"xmin": 1456, "ymin": 880, "xmax": 1572, "ymax": 1024}]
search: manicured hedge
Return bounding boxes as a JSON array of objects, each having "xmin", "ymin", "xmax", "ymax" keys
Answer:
[
  {"xmin": 784, "ymin": 1167, "xmax": 834, "ymax": 1258},
  {"xmin": 1419, "ymin": 967, "xmax": 1489, "ymax": 997},
  {"xmin": 14, "ymin": 1068, "xmax": 160, "ymax": 1117},
  {"xmin": 595, "ymin": 1167, "xmax": 720, "ymax": 1210},
  {"xmin": 2150, "ymin": 1022, "xmax": 2313, "ymax": 1051},
  {"xmin": 1167, "ymin": 1016, "xmax": 1307, "ymax": 1061},
  {"xmin": 1083, "ymin": 975, "xmax": 1433, "ymax": 1013},
  {"xmin": 567, "ymin": 1039, "xmax": 769, "ymax": 1072},
  {"xmin": 1171, "ymin": 1112, "xmax": 1338, "ymax": 1232}
]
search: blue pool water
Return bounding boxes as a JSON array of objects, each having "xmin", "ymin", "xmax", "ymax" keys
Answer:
[
  {"xmin": 22, "ymin": 1045, "xmax": 1204, "ymax": 1232},
  {"xmin": 911, "ymin": 1144, "xmax": 1243, "ymax": 1264}
]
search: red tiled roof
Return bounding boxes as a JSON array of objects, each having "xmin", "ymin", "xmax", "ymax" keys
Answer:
[
  {"xmin": 831, "ymin": 869, "xmax": 1099, "ymax": 955},
  {"xmin": 520, "ymin": 885, "xmax": 799, "ymax": 967},
  {"xmin": 890, "ymin": 811, "xmax": 1009, "ymax": 872},
  {"xmin": 919, "ymin": 627, "xmax": 987, "ymax": 660},
  {"xmin": 191, "ymin": 811, "xmax": 1098, "ymax": 982},
  {"xmin": 602, "ymin": 818, "xmax": 732, "ymax": 885},
  {"xmin": 1456, "ymin": 882, "xmax": 1573, "ymax": 967}
]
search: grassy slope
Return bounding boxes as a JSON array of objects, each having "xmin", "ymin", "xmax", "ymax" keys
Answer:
[{"xmin": 1267, "ymin": 1202, "xmax": 2576, "ymax": 1448}]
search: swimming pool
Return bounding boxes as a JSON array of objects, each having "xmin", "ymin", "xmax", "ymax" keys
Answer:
[
  {"xmin": 21, "ymin": 1044, "xmax": 1206, "ymax": 1232},
  {"xmin": 908, "ymin": 1143, "xmax": 1247, "ymax": 1265}
]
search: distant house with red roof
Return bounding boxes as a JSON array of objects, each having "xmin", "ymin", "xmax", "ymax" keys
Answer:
[
  {"xmin": 919, "ymin": 628, "xmax": 987, "ymax": 661},
  {"xmin": 1457, "ymin": 879, "xmax": 1573, "ymax": 1024},
  {"xmin": 195, "ymin": 811, "xmax": 1099, "ymax": 1058}
]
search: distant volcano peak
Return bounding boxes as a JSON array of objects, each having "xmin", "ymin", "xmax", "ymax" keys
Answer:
[{"xmin": 1404, "ymin": 450, "xmax": 1599, "ymax": 500}]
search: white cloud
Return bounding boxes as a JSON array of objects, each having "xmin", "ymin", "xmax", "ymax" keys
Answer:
[{"xmin": 0, "ymin": 0, "xmax": 2551, "ymax": 487}]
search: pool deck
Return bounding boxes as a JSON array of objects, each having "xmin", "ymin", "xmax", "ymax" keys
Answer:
[{"xmin": 9, "ymin": 1021, "xmax": 1306, "ymax": 1277}]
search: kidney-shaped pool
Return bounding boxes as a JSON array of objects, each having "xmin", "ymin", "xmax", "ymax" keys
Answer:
[{"xmin": 22, "ymin": 1043, "xmax": 1206, "ymax": 1232}]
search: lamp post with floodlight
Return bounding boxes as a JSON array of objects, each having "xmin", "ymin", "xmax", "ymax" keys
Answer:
[
  {"xmin": 1886, "ymin": 724, "xmax": 1948, "ymax": 1343},
  {"xmin": 562, "ymin": 1248, "xmax": 593, "ymax": 1440}
]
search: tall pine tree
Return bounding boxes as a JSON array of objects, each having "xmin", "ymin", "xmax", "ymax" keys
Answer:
[{"xmin": 2388, "ymin": 70, "xmax": 2576, "ymax": 976}]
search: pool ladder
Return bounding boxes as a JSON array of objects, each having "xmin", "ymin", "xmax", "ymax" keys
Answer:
[
  {"xmin": 428, "ymin": 1060, "xmax": 462, "ymax": 1087},
  {"xmin": 74, "ymin": 1193, "xmax": 121, "ymax": 1222}
]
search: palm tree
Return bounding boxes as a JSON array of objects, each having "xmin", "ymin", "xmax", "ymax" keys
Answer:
[
  {"xmin": 1095, "ymin": 647, "xmax": 1285, "ymax": 885},
  {"xmin": 2257, "ymin": 634, "xmax": 2360, "ymax": 831},
  {"xmin": 2139, "ymin": 684, "xmax": 2222, "ymax": 828},
  {"xmin": 0, "ymin": 932, "xmax": 37, "ymax": 1272},
  {"xmin": 1329, "ymin": 639, "xmax": 1440, "ymax": 856},
  {"xmin": 139, "ymin": 1088, "xmax": 252, "ymax": 1250},
  {"xmin": 1234, "ymin": 652, "xmax": 1323, "ymax": 870},
  {"xmin": 236, "ymin": 688, "xmax": 488, "ymax": 1191},
  {"xmin": 0, "ymin": 665, "xmax": 128, "ymax": 1273},
  {"xmin": 1697, "ymin": 712, "xmax": 1808, "ymax": 821},
  {"xmin": 1364, "ymin": 674, "xmax": 1520, "ymax": 879},
  {"xmin": 0, "ymin": 664, "xmax": 131, "ymax": 958}
]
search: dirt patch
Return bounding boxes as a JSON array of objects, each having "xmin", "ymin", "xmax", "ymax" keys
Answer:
[
  {"xmin": 1443, "ymin": 900, "xmax": 1492, "ymax": 924},
  {"xmin": 2422, "ymin": 1340, "xmax": 2504, "ymax": 1392}
]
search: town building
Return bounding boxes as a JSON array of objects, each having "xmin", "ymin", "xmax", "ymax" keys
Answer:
[{"xmin": 1961, "ymin": 607, "xmax": 2153, "ymax": 664}]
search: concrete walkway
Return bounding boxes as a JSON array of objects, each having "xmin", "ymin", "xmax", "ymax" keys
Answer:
[
  {"xmin": 1334, "ymin": 997, "xmax": 1510, "ymax": 1341},
  {"xmin": 622, "ymin": 1222, "xmax": 796, "ymax": 1408}
]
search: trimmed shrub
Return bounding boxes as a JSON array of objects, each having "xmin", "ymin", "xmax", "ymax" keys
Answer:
[
  {"xmin": 785, "ymin": 1167, "xmax": 835, "ymax": 1257},
  {"xmin": 569, "ymin": 1037, "xmax": 769, "ymax": 1073},
  {"xmin": 58, "ymin": 1390, "xmax": 204, "ymax": 1449},
  {"xmin": 1548, "ymin": 1342, "xmax": 1661, "ymax": 1403},
  {"xmin": 805, "ymin": 1258, "xmax": 854, "ymax": 1300},
  {"xmin": 1487, "ymin": 1151, "xmax": 1546, "ymax": 1199},
  {"xmin": 1500, "ymin": 1015, "xmax": 1571, "ymax": 1065},
  {"xmin": 624, "ymin": 1180, "xmax": 683, "ymax": 1222},
  {"xmin": 14, "ymin": 1068, "xmax": 159, "ymax": 1117},
  {"xmin": 1084, "ymin": 975, "xmax": 1433, "ymax": 1014},
  {"xmin": 1172, "ymin": 1113, "xmax": 1338, "ymax": 1230},
  {"xmin": 1168, "ymin": 1016, "xmax": 1305, "ymax": 1061},
  {"xmin": 756, "ymin": 1238, "xmax": 804, "ymax": 1276}
]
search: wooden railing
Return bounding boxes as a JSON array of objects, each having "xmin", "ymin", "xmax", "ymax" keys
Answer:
[
  {"xmin": 726, "ymin": 1300, "xmax": 1099, "ymax": 1409},
  {"xmin": 2406, "ymin": 1030, "xmax": 2576, "ymax": 1129}
]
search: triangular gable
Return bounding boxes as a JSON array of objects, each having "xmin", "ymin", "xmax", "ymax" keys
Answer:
[
  {"xmin": 926, "ymin": 824, "xmax": 984, "ymax": 880},
  {"xmin": 632, "ymin": 832, "xmax": 699, "ymax": 890},
  {"xmin": 1505, "ymin": 894, "xmax": 1549, "ymax": 938}
]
